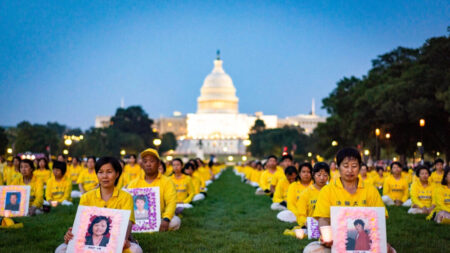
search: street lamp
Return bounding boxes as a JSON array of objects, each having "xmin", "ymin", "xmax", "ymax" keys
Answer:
[
  {"xmin": 385, "ymin": 133, "xmax": 391, "ymax": 139},
  {"xmin": 63, "ymin": 149, "xmax": 69, "ymax": 155},
  {"xmin": 419, "ymin": 119, "xmax": 425, "ymax": 127},
  {"xmin": 375, "ymin": 128, "xmax": 380, "ymax": 137},
  {"xmin": 64, "ymin": 139, "xmax": 73, "ymax": 146},
  {"xmin": 228, "ymin": 156, "xmax": 234, "ymax": 161},
  {"xmin": 364, "ymin": 149, "xmax": 370, "ymax": 156},
  {"xmin": 243, "ymin": 139, "xmax": 251, "ymax": 146},
  {"xmin": 7, "ymin": 148, "xmax": 12, "ymax": 154},
  {"xmin": 242, "ymin": 155, "xmax": 247, "ymax": 161},
  {"xmin": 153, "ymin": 138, "xmax": 162, "ymax": 148},
  {"xmin": 307, "ymin": 152, "xmax": 312, "ymax": 157},
  {"xmin": 331, "ymin": 140, "xmax": 338, "ymax": 147},
  {"xmin": 120, "ymin": 149, "xmax": 126, "ymax": 156},
  {"xmin": 375, "ymin": 128, "xmax": 381, "ymax": 161}
]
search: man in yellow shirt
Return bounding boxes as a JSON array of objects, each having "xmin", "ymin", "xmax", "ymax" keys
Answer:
[
  {"xmin": 256, "ymin": 155, "xmax": 278, "ymax": 195},
  {"xmin": 77, "ymin": 156, "xmax": 99, "ymax": 194},
  {"xmin": 429, "ymin": 168, "xmax": 450, "ymax": 223},
  {"xmin": 127, "ymin": 148, "xmax": 179, "ymax": 231},
  {"xmin": 304, "ymin": 148, "xmax": 395, "ymax": 253},
  {"xmin": 270, "ymin": 155, "xmax": 293, "ymax": 193},
  {"xmin": 429, "ymin": 158, "xmax": 445, "ymax": 185},
  {"xmin": 6, "ymin": 156, "xmax": 21, "ymax": 185},
  {"xmin": 382, "ymin": 162, "xmax": 410, "ymax": 206},
  {"xmin": 271, "ymin": 166, "xmax": 298, "ymax": 211},
  {"xmin": 68, "ymin": 157, "xmax": 83, "ymax": 184}
]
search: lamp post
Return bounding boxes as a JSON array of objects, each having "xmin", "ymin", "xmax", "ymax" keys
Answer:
[
  {"xmin": 153, "ymin": 138, "xmax": 162, "ymax": 151},
  {"xmin": 419, "ymin": 119, "xmax": 425, "ymax": 160},
  {"xmin": 363, "ymin": 149, "xmax": 370, "ymax": 163},
  {"xmin": 375, "ymin": 128, "xmax": 380, "ymax": 161},
  {"xmin": 331, "ymin": 140, "xmax": 338, "ymax": 147}
]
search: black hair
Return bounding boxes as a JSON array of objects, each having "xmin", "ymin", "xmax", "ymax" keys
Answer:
[
  {"xmin": 284, "ymin": 166, "xmax": 298, "ymax": 176},
  {"xmin": 415, "ymin": 165, "xmax": 431, "ymax": 178},
  {"xmin": 160, "ymin": 161, "xmax": 166, "ymax": 173},
  {"xmin": 129, "ymin": 154, "xmax": 137, "ymax": 160},
  {"xmin": 298, "ymin": 162, "xmax": 313, "ymax": 181},
  {"xmin": 442, "ymin": 167, "xmax": 450, "ymax": 186},
  {"xmin": 20, "ymin": 159, "xmax": 35, "ymax": 171},
  {"xmin": 87, "ymin": 156, "xmax": 96, "ymax": 163},
  {"xmin": 313, "ymin": 162, "xmax": 330, "ymax": 178},
  {"xmin": 267, "ymin": 155, "xmax": 278, "ymax": 161},
  {"xmin": 434, "ymin": 158, "xmax": 444, "ymax": 165},
  {"xmin": 195, "ymin": 158, "xmax": 205, "ymax": 167},
  {"xmin": 354, "ymin": 219, "xmax": 365, "ymax": 228},
  {"xmin": 37, "ymin": 158, "xmax": 50, "ymax": 170},
  {"xmin": 390, "ymin": 162, "xmax": 403, "ymax": 171},
  {"xmin": 95, "ymin": 157, "xmax": 122, "ymax": 186},
  {"xmin": 72, "ymin": 157, "xmax": 80, "ymax": 163},
  {"xmin": 182, "ymin": 162, "xmax": 195, "ymax": 175},
  {"xmin": 336, "ymin": 148, "xmax": 361, "ymax": 167},
  {"xmin": 52, "ymin": 161, "xmax": 67, "ymax": 176},
  {"xmin": 360, "ymin": 163, "xmax": 368, "ymax": 169},
  {"xmin": 402, "ymin": 166, "xmax": 409, "ymax": 172},
  {"xmin": 87, "ymin": 216, "xmax": 110, "ymax": 236},
  {"xmin": 57, "ymin": 154, "xmax": 66, "ymax": 159},
  {"xmin": 375, "ymin": 166, "xmax": 384, "ymax": 172},
  {"xmin": 188, "ymin": 159, "xmax": 198, "ymax": 170},
  {"xmin": 281, "ymin": 154, "xmax": 293, "ymax": 162},
  {"xmin": 135, "ymin": 195, "xmax": 147, "ymax": 203},
  {"xmin": 9, "ymin": 192, "xmax": 19, "ymax": 199},
  {"xmin": 172, "ymin": 158, "xmax": 183, "ymax": 166}
]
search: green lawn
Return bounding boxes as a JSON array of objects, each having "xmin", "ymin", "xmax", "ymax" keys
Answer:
[{"xmin": 1, "ymin": 168, "xmax": 449, "ymax": 252}]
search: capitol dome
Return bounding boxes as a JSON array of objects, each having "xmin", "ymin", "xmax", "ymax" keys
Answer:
[{"xmin": 197, "ymin": 51, "xmax": 239, "ymax": 114}]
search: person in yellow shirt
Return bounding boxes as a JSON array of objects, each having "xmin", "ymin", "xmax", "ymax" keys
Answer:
[
  {"xmin": 34, "ymin": 158, "xmax": 52, "ymax": 185},
  {"xmin": 6, "ymin": 156, "xmax": 21, "ymax": 185},
  {"xmin": 382, "ymin": 162, "xmax": 410, "ymax": 206},
  {"xmin": 77, "ymin": 156, "xmax": 99, "ymax": 194},
  {"xmin": 68, "ymin": 157, "xmax": 83, "ymax": 184},
  {"xmin": 11, "ymin": 159, "xmax": 44, "ymax": 216},
  {"xmin": 121, "ymin": 155, "xmax": 142, "ymax": 187},
  {"xmin": 127, "ymin": 148, "xmax": 180, "ymax": 231},
  {"xmin": 295, "ymin": 162, "xmax": 330, "ymax": 227},
  {"xmin": 329, "ymin": 161, "xmax": 339, "ymax": 180},
  {"xmin": 429, "ymin": 167, "xmax": 450, "ymax": 223},
  {"xmin": 304, "ymin": 147, "xmax": 395, "ymax": 253},
  {"xmin": 183, "ymin": 162, "xmax": 206, "ymax": 202},
  {"xmin": 429, "ymin": 158, "xmax": 445, "ymax": 185},
  {"xmin": 277, "ymin": 163, "xmax": 313, "ymax": 223},
  {"xmin": 56, "ymin": 157, "xmax": 143, "ymax": 253},
  {"xmin": 408, "ymin": 165, "xmax": 435, "ymax": 214},
  {"xmin": 272, "ymin": 166, "xmax": 299, "ymax": 211},
  {"xmin": 196, "ymin": 158, "xmax": 213, "ymax": 186},
  {"xmin": 257, "ymin": 155, "xmax": 278, "ymax": 195},
  {"xmin": 45, "ymin": 161, "xmax": 72, "ymax": 206},
  {"xmin": 270, "ymin": 155, "xmax": 293, "ymax": 193},
  {"xmin": 359, "ymin": 163, "xmax": 373, "ymax": 186},
  {"xmin": 170, "ymin": 158, "xmax": 195, "ymax": 209},
  {"xmin": 402, "ymin": 166, "xmax": 413, "ymax": 185},
  {"xmin": 372, "ymin": 166, "xmax": 386, "ymax": 190}
]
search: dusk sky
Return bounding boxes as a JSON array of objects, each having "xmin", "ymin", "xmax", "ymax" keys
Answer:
[{"xmin": 1, "ymin": 0, "xmax": 448, "ymax": 129}]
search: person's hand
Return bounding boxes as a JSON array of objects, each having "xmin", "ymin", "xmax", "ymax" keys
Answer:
[
  {"xmin": 394, "ymin": 200, "xmax": 402, "ymax": 206},
  {"xmin": 159, "ymin": 220, "xmax": 170, "ymax": 232},
  {"xmin": 123, "ymin": 240, "xmax": 131, "ymax": 249},
  {"xmin": 64, "ymin": 227, "xmax": 74, "ymax": 244},
  {"xmin": 387, "ymin": 243, "xmax": 395, "ymax": 253},
  {"xmin": 319, "ymin": 236, "xmax": 333, "ymax": 248},
  {"xmin": 422, "ymin": 207, "xmax": 428, "ymax": 214}
]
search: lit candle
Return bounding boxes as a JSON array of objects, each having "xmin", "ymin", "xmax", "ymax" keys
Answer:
[
  {"xmin": 294, "ymin": 228, "xmax": 305, "ymax": 239},
  {"xmin": 4, "ymin": 210, "xmax": 11, "ymax": 217},
  {"xmin": 320, "ymin": 225, "xmax": 332, "ymax": 243},
  {"xmin": 51, "ymin": 201, "xmax": 58, "ymax": 207}
]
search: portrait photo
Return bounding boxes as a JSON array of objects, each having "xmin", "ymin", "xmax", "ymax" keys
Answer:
[
  {"xmin": 345, "ymin": 218, "xmax": 371, "ymax": 251},
  {"xmin": 0, "ymin": 185, "xmax": 31, "ymax": 217},
  {"xmin": 126, "ymin": 187, "xmax": 161, "ymax": 233},
  {"xmin": 134, "ymin": 195, "xmax": 149, "ymax": 221},
  {"xmin": 84, "ymin": 215, "xmax": 112, "ymax": 247}
]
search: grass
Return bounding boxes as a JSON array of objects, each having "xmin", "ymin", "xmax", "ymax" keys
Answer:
[{"xmin": 1, "ymin": 168, "xmax": 449, "ymax": 252}]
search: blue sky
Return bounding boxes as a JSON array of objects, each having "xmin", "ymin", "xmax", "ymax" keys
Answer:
[{"xmin": 0, "ymin": 0, "xmax": 448, "ymax": 129}]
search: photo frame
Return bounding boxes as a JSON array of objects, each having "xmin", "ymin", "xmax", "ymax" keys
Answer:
[
  {"xmin": 67, "ymin": 205, "xmax": 130, "ymax": 253},
  {"xmin": 330, "ymin": 207, "xmax": 387, "ymax": 253},
  {"xmin": 0, "ymin": 185, "xmax": 30, "ymax": 217},
  {"xmin": 307, "ymin": 217, "xmax": 320, "ymax": 239},
  {"xmin": 125, "ymin": 187, "xmax": 161, "ymax": 233}
]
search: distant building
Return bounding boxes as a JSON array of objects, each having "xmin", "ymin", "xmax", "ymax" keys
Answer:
[{"xmin": 95, "ymin": 116, "xmax": 112, "ymax": 128}]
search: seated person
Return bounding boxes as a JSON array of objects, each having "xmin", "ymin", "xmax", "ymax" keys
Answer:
[
  {"xmin": 382, "ymin": 162, "xmax": 410, "ymax": 206},
  {"xmin": 428, "ymin": 167, "xmax": 450, "ymax": 223},
  {"xmin": 372, "ymin": 166, "xmax": 386, "ymax": 190},
  {"xmin": 257, "ymin": 155, "xmax": 278, "ymax": 195},
  {"xmin": 170, "ymin": 158, "xmax": 195, "ymax": 209},
  {"xmin": 77, "ymin": 156, "xmax": 99, "ymax": 194},
  {"xmin": 408, "ymin": 165, "xmax": 435, "ymax": 214},
  {"xmin": 359, "ymin": 163, "xmax": 373, "ymax": 186},
  {"xmin": 295, "ymin": 162, "xmax": 330, "ymax": 228},
  {"xmin": 6, "ymin": 156, "xmax": 21, "ymax": 185},
  {"xmin": 430, "ymin": 158, "xmax": 445, "ymax": 185},
  {"xmin": 271, "ymin": 166, "xmax": 298, "ymax": 211},
  {"xmin": 127, "ymin": 148, "xmax": 180, "ymax": 231},
  {"xmin": 277, "ymin": 163, "xmax": 313, "ymax": 223},
  {"xmin": 56, "ymin": 157, "xmax": 143, "ymax": 253},
  {"xmin": 69, "ymin": 157, "xmax": 83, "ymax": 184},
  {"xmin": 46, "ymin": 161, "xmax": 72, "ymax": 206},
  {"xmin": 11, "ymin": 159, "xmax": 44, "ymax": 215},
  {"xmin": 34, "ymin": 158, "xmax": 52, "ymax": 185},
  {"xmin": 303, "ymin": 147, "xmax": 395, "ymax": 253},
  {"xmin": 270, "ymin": 155, "xmax": 293, "ymax": 194},
  {"xmin": 183, "ymin": 163, "xmax": 206, "ymax": 202},
  {"xmin": 249, "ymin": 162, "xmax": 263, "ymax": 187}
]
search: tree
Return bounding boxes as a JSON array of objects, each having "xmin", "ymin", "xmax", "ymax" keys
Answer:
[
  {"xmin": 0, "ymin": 127, "xmax": 8, "ymax": 154},
  {"xmin": 159, "ymin": 132, "xmax": 178, "ymax": 154},
  {"xmin": 14, "ymin": 121, "xmax": 59, "ymax": 153},
  {"xmin": 251, "ymin": 119, "xmax": 266, "ymax": 133}
]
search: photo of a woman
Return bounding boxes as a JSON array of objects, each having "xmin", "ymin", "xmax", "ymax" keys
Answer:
[
  {"xmin": 346, "ymin": 218, "xmax": 371, "ymax": 251},
  {"xmin": 85, "ymin": 216, "xmax": 111, "ymax": 247}
]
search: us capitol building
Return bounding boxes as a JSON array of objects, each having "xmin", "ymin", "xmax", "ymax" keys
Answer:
[{"xmin": 96, "ymin": 52, "xmax": 326, "ymax": 157}]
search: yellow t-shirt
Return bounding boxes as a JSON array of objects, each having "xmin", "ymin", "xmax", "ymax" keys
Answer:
[
  {"xmin": 402, "ymin": 171, "xmax": 413, "ymax": 185},
  {"xmin": 250, "ymin": 169, "xmax": 262, "ymax": 184},
  {"xmin": 127, "ymin": 173, "xmax": 177, "ymax": 220},
  {"xmin": 80, "ymin": 187, "xmax": 135, "ymax": 223},
  {"xmin": 287, "ymin": 181, "xmax": 312, "ymax": 216},
  {"xmin": 122, "ymin": 164, "xmax": 142, "ymax": 186},
  {"xmin": 33, "ymin": 169, "xmax": 52, "ymax": 185},
  {"xmin": 359, "ymin": 175, "xmax": 374, "ymax": 187},
  {"xmin": 198, "ymin": 166, "xmax": 212, "ymax": 182},
  {"xmin": 68, "ymin": 164, "xmax": 83, "ymax": 182},
  {"xmin": 193, "ymin": 171, "xmax": 207, "ymax": 191},
  {"xmin": 273, "ymin": 178, "xmax": 291, "ymax": 203},
  {"xmin": 270, "ymin": 168, "xmax": 286, "ymax": 188},
  {"xmin": 170, "ymin": 174, "xmax": 195, "ymax": 203},
  {"xmin": 432, "ymin": 185, "xmax": 450, "ymax": 213},
  {"xmin": 191, "ymin": 174, "xmax": 203, "ymax": 194},
  {"xmin": 429, "ymin": 171, "xmax": 444, "ymax": 185},
  {"xmin": 372, "ymin": 174, "xmax": 386, "ymax": 189},
  {"xmin": 45, "ymin": 176, "xmax": 72, "ymax": 202},
  {"xmin": 259, "ymin": 169, "xmax": 277, "ymax": 191},
  {"xmin": 11, "ymin": 175, "xmax": 44, "ymax": 208},
  {"xmin": 244, "ymin": 166, "xmax": 253, "ymax": 180},
  {"xmin": 314, "ymin": 177, "xmax": 387, "ymax": 218},
  {"xmin": 330, "ymin": 169, "xmax": 340, "ymax": 180},
  {"xmin": 295, "ymin": 184, "xmax": 321, "ymax": 226},
  {"xmin": 76, "ymin": 169, "xmax": 99, "ymax": 192},
  {"xmin": 410, "ymin": 181, "xmax": 434, "ymax": 208},
  {"xmin": 383, "ymin": 175, "xmax": 409, "ymax": 202},
  {"xmin": 7, "ymin": 169, "xmax": 22, "ymax": 185},
  {"xmin": 2, "ymin": 165, "xmax": 12, "ymax": 184}
]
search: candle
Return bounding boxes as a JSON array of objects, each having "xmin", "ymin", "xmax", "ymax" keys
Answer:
[
  {"xmin": 294, "ymin": 228, "xmax": 305, "ymax": 239},
  {"xmin": 4, "ymin": 210, "xmax": 11, "ymax": 217},
  {"xmin": 320, "ymin": 225, "xmax": 332, "ymax": 243},
  {"xmin": 51, "ymin": 201, "xmax": 58, "ymax": 207}
]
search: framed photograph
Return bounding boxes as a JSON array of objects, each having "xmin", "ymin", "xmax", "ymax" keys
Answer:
[
  {"xmin": 125, "ymin": 187, "xmax": 161, "ymax": 233},
  {"xmin": 330, "ymin": 207, "xmax": 387, "ymax": 253},
  {"xmin": 0, "ymin": 185, "xmax": 30, "ymax": 217},
  {"xmin": 67, "ymin": 205, "xmax": 130, "ymax": 253},
  {"xmin": 307, "ymin": 217, "xmax": 320, "ymax": 239}
]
